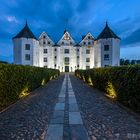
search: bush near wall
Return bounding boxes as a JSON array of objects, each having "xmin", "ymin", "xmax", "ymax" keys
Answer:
[
  {"xmin": 0, "ymin": 64, "xmax": 60, "ymax": 110},
  {"xmin": 75, "ymin": 65, "xmax": 140, "ymax": 113}
]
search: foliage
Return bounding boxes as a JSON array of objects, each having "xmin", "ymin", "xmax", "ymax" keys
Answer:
[
  {"xmin": 0, "ymin": 64, "xmax": 60, "ymax": 109},
  {"xmin": 75, "ymin": 65, "xmax": 140, "ymax": 113}
]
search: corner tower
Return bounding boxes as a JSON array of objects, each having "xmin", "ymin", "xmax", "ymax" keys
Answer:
[
  {"xmin": 94, "ymin": 22, "xmax": 121, "ymax": 67},
  {"xmin": 13, "ymin": 22, "xmax": 39, "ymax": 66}
]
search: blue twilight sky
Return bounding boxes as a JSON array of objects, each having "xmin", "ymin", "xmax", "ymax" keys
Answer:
[{"xmin": 0, "ymin": 0, "xmax": 140, "ymax": 62}]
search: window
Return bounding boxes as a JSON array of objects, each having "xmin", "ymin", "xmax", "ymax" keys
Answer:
[
  {"xmin": 86, "ymin": 49, "xmax": 90, "ymax": 54},
  {"xmin": 65, "ymin": 57, "xmax": 69, "ymax": 62},
  {"xmin": 77, "ymin": 65, "xmax": 79, "ymax": 68},
  {"xmin": 43, "ymin": 36, "xmax": 46, "ymax": 39},
  {"xmin": 83, "ymin": 42, "xmax": 86, "ymax": 45},
  {"xmin": 54, "ymin": 56, "xmax": 57, "ymax": 59},
  {"xmin": 54, "ymin": 64, "xmax": 57, "ymax": 67},
  {"xmin": 70, "ymin": 42, "xmax": 73, "ymax": 45},
  {"xmin": 48, "ymin": 41, "xmax": 51, "ymax": 45},
  {"xmin": 86, "ymin": 58, "xmax": 90, "ymax": 62},
  {"xmin": 62, "ymin": 42, "xmax": 64, "ymax": 45},
  {"xmin": 25, "ymin": 44, "xmax": 30, "ymax": 50},
  {"xmin": 25, "ymin": 54, "xmax": 30, "ymax": 60},
  {"xmin": 88, "ymin": 42, "xmax": 91, "ymax": 45},
  {"xmin": 54, "ymin": 48, "xmax": 57, "ymax": 51},
  {"xmin": 77, "ymin": 56, "xmax": 79, "ymax": 59},
  {"xmin": 86, "ymin": 66, "xmax": 90, "ymax": 70},
  {"xmin": 77, "ymin": 49, "xmax": 79, "ymax": 52},
  {"xmin": 65, "ymin": 49, "xmax": 69, "ymax": 54},
  {"xmin": 43, "ymin": 41, "xmax": 46, "ymax": 45},
  {"xmin": 104, "ymin": 54, "xmax": 109, "ymax": 60},
  {"xmin": 104, "ymin": 45, "xmax": 109, "ymax": 51},
  {"xmin": 44, "ymin": 66, "xmax": 48, "ymax": 68},
  {"xmin": 44, "ymin": 57, "xmax": 47, "ymax": 62},
  {"xmin": 44, "ymin": 49, "xmax": 47, "ymax": 53},
  {"xmin": 88, "ymin": 36, "xmax": 91, "ymax": 39}
]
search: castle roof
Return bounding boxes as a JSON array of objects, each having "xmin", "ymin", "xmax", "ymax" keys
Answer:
[
  {"xmin": 96, "ymin": 22, "xmax": 120, "ymax": 40},
  {"xmin": 13, "ymin": 22, "xmax": 37, "ymax": 40}
]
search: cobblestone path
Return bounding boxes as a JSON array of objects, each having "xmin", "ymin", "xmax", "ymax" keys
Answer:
[
  {"xmin": 0, "ymin": 75, "xmax": 64, "ymax": 139},
  {"xmin": 70, "ymin": 75, "xmax": 140, "ymax": 140},
  {"xmin": 0, "ymin": 74, "xmax": 140, "ymax": 140}
]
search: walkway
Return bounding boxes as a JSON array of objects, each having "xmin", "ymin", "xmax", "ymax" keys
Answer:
[{"xmin": 0, "ymin": 74, "xmax": 140, "ymax": 140}]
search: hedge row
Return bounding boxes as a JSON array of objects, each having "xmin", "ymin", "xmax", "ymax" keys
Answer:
[
  {"xmin": 75, "ymin": 65, "xmax": 140, "ymax": 113},
  {"xmin": 0, "ymin": 64, "xmax": 60, "ymax": 110}
]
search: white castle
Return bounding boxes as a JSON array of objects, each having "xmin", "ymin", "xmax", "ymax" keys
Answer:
[{"xmin": 13, "ymin": 22, "xmax": 120, "ymax": 72}]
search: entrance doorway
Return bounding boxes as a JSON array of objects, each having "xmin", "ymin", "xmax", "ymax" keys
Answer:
[{"xmin": 65, "ymin": 66, "xmax": 69, "ymax": 72}]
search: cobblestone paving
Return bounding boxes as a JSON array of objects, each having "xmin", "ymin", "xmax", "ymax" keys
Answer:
[
  {"xmin": 70, "ymin": 75, "xmax": 140, "ymax": 140},
  {"xmin": 0, "ymin": 76, "xmax": 64, "ymax": 140}
]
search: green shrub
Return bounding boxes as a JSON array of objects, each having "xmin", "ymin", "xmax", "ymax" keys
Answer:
[
  {"xmin": 0, "ymin": 64, "xmax": 60, "ymax": 109},
  {"xmin": 75, "ymin": 65, "xmax": 140, "ymax": 113}
]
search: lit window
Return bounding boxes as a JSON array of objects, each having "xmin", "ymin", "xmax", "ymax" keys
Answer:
[
  {"xmin": 25, "ymin": 54, "xmax": 30, "ymax": 60},
  {"xmin": 44, "ymin": 57, "xmax": 47, "ymax": 62},
  {"xmin": 104, "ymin": 54, "xmax": 109, "ymax": 60},
  {"xmin": 25, "ymin": 44, "xmax": 30, "ymax": 50},
  {"xmin": 44, "ymin": 49, "xmax": 47, "ymax": 53},
  {"xmin": 65, "ymin": 49, "xmax": 69, "ymax": 54},
  {"xmin": 86, "ymin": 58, "xmax": 90, "ymax": 62},
  {"xmin": 104, "ymin": 45, "xmax": 109, "ymax": 51},
  {"xmin": 86, "ymin": 49, "xmax": 90, "ymax": 54}
]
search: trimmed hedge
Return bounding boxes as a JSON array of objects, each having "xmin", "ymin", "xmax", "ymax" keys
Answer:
[
  {"xmin": 75, "ymin": 65, "xmax": 140, "ymax": 113},
  {"xmin": 0, "ymin": 64, "xmax": 60, "ymax": 110}
]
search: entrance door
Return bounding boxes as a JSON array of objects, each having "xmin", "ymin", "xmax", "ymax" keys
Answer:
[{"xmin": 65, "ymin": 66, "xmax": 69, "ymax": 72}]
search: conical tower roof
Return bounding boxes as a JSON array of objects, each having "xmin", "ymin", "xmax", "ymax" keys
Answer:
[
  {"xmin": 97, "ymin": 22, "xmax": 120, "ymax": 40},
  {"xmin": 13, "ymin": 21, "xmax": 37, "ymax": 40}
]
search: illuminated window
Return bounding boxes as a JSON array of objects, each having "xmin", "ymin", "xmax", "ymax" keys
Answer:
[
  {"xmin": 25, "ymin": 44, "xmax": 30, "ymax": 50},
  {"xmin": 25, "ymin": 54, "xmax": 30, "ymax": 60},
  {"xmin": 64, "ymin": 33, "xmax": 70, "ymax": 40}
]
